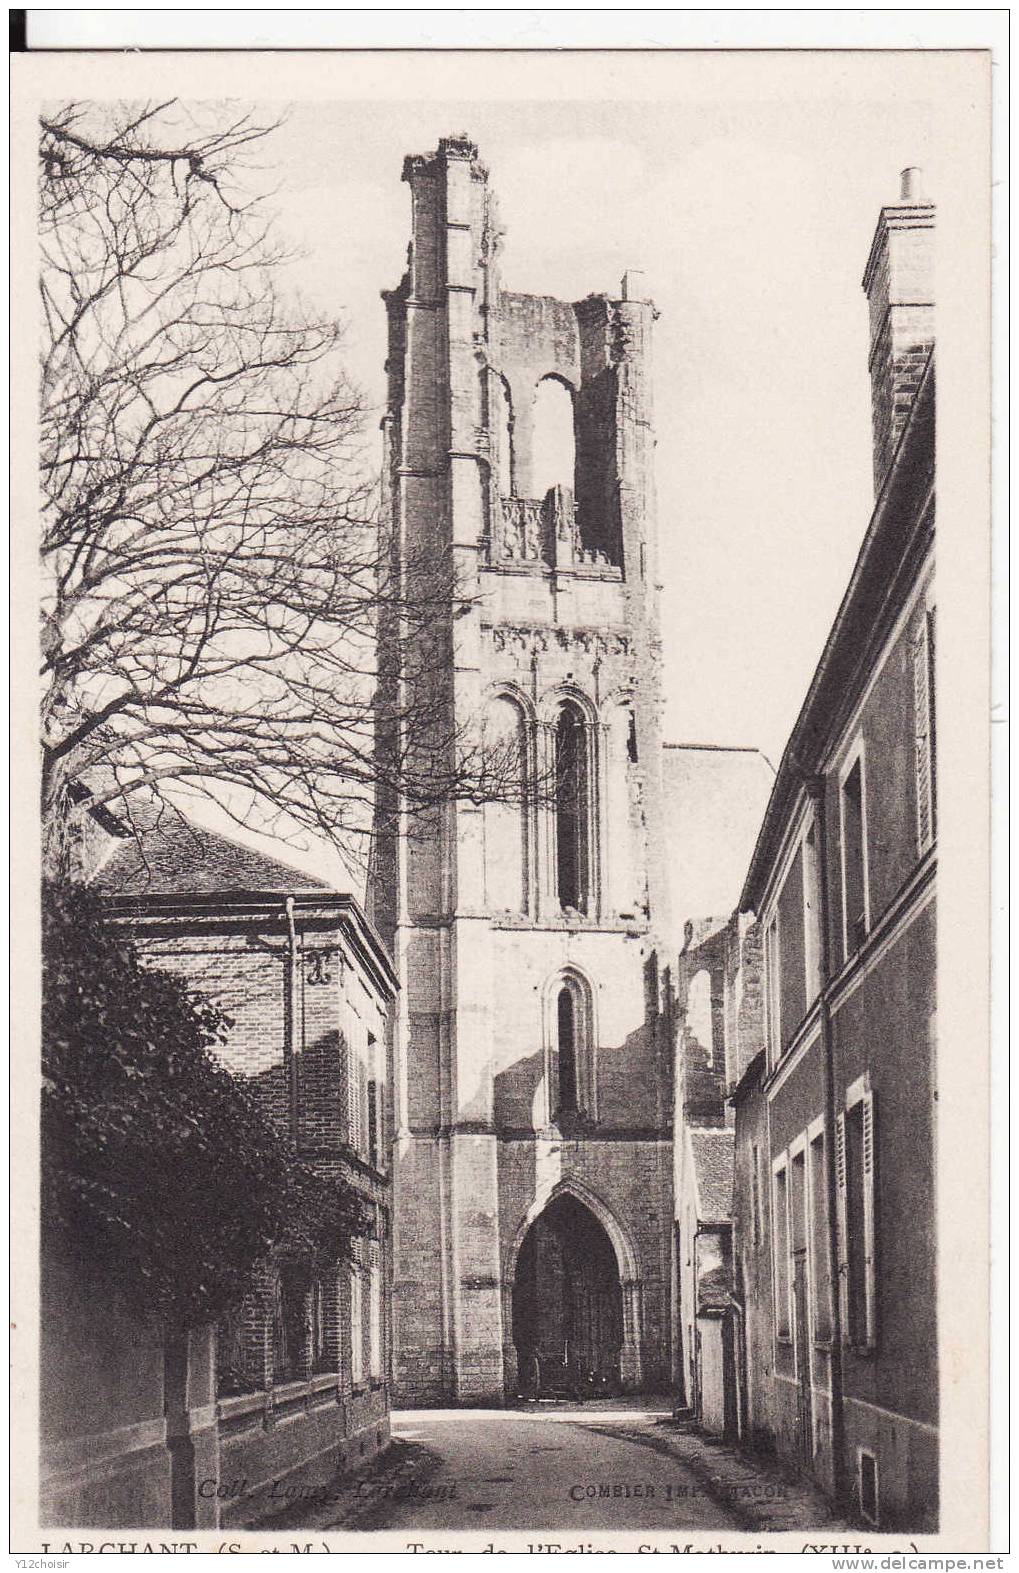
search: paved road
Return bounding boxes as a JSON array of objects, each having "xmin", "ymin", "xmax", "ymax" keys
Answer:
[{"xmin": 345, "ymin": 1406, "xmax": 745, "ymax": 1533}]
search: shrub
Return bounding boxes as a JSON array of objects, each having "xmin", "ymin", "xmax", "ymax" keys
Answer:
[{"xmin": 41, "ymin": 880, "xmax": 368, "ymax": 1326}]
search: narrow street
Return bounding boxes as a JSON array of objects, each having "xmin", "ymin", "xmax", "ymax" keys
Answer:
[{"xmin": 292, "ymin": 1404, "xmax": 846, "ymax": 1535}]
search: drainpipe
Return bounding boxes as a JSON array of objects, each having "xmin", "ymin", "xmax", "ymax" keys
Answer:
[
  {"xmin": 284, "ymin": 896, "xmax": 300, "ymax": 1148},
  {"xmin": 805, "ymin": 776, "xmax": 847, "ymax": 1507}
]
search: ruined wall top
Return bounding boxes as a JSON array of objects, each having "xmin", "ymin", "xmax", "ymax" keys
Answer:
[{"xmin": 385, "ymin": 137, "xmax": 659, "ymax": 577}]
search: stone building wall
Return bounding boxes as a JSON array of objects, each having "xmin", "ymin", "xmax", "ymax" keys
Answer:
[{"xmin": 377, "ymin": 136, "xmax": 675, "ymax": 1404}]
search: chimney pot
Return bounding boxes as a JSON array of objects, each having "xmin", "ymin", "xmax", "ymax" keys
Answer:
[{"xmin": 899, "ymin": 166, "xmax": 924, "ymax": 202}]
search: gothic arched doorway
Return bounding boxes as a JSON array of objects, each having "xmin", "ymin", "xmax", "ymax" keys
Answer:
[{"xmin": 512, "ymin": 1194, "xmax": 623, "ymax": 1399}]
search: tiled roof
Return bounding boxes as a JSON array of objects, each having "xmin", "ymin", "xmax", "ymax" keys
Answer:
[
  {"xmin": 689, "ymin": 1127, "xmax": 735, "ymax": 1225},
  {"xmin": 92, "ymin": 819, "xmax": 335, "ymax": 897},
  {"xmin": 697, "ymin": 1262, "xmax": 733, "ymax": 1313}
]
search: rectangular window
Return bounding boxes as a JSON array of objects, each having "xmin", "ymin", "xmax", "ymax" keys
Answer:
[
  {"xmin": 764, "ymin": 915, "xmax": 782, "ymax": 1063},
  {"xmin": 913, "ymin": 605, "xmax": 937, "ymax": 852},
  {"xmin": 778, "ymin": 846, "xmax": 806, "ymax": 1042},
  {"xmin": 790, "ymin": 1148, "xmax": 807, "ymax": 1255},
  {"xmin": 836, "ymin": 1089, "xmax": 877, "ymax": 1348},
  {"xmin": 809, "ymin": 1132, "xmax": 832, "ymax": 1342},
  {"xmin": 773, "ymin": 1162, "xmax": 791, "ymax": 1341},
  {"xmin": 349, "ymin": 1262, "xmax": 364, "ymax": 1385},
  {"xmin": 803, "ymin": 821, "xmax": 822, "ymax": 1002},
  {"xmin": 840, "ymin": 752, "xmax": 869, "ymax": 959}
]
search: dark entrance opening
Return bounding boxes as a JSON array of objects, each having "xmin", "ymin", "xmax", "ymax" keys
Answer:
[{"xmin": 512, "ymin": 1194, "xmax": 623, "ymax": 1399}]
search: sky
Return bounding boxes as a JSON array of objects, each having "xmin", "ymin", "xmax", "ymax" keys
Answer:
[
  {"xmin": 121, "ymin": 51, "xmax": 972, "ymax": 888},
  {"xmin": 254, "ymin": 82, "xmax": 951, "ymax": 775}
]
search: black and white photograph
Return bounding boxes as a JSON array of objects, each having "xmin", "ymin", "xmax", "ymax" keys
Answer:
[{"xmin": 12, "ymin": 25, "xmax": 998, "ymax": 1556}]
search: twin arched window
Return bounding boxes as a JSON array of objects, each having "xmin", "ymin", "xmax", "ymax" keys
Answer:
[
  {"xmin": 483, "ymin": 693, "xmax": 597, "ymax": 916},
  {"xmin": 485, "ymin": 370, "xmax": 576, "ymax": 503}
]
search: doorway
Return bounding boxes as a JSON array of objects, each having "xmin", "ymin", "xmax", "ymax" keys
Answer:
[{"xmin": 512, "ymin": 1194, "xmax": 623, "ymax": 1398}]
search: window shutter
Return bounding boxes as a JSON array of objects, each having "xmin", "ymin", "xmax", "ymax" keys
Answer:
[
  {"xmin": 927, "ymin": 607, "xmax": 937, "ymax": 830},
  {"xmin": 835, "ymin": 1113, "xmax": 850, "ymax": 1343},
  {"xmin": 348, "ymin": 1048, "xmax": 360, "ymax": 1151},
  {"xmin": 786, "ymin": 1167, "xmax": 796, "ymax": 1340},
  {"xmin": 913, "ymin": 610, "xmax": 936, "ymax": 851},
  {"xmin": 367, "ymin": 1079, "xmax": 378, "ymax": 1169},
  {"xmin": 862, "ymin": 1091, "xmax": 877, "ymax": 1347}
]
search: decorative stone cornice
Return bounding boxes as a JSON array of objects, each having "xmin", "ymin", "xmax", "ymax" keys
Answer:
[{"xmin": 483, "ymin": 623, "xmax": 630, "ymax": 659}]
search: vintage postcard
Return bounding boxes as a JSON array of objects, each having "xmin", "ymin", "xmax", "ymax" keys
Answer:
[{"xmin": 11, "ymin": 29, "xmax": 997, "ymax": 1557}]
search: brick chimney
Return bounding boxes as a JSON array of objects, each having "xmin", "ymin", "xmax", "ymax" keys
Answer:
[{"xmin": 861, "ymin": 167, "xmax": 935, "ymax": 491}]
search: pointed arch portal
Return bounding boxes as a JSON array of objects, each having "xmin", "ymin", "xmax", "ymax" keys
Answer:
[{"xmin": 512, "ymin": 1193, "xmax": 623, "ymax": 1398}]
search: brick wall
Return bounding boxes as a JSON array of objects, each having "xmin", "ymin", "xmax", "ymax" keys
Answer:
[
  {"xmin": 864, "ymin": 204, "xmax": 934, "ymax": 490},
  {"xmin": 106, "ymin": 906, "xmax": 397, "ymax": 1524}
]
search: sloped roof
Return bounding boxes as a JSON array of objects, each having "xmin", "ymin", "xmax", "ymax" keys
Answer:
[
  {"xmin": 689, "ymin": 1127, "xmax": 735, "ymax": 1225},
  {"xmin": 697, "ymin": 1262, "xmax": 733, "ymax": 1314},
  {"xmin": 92, "ymin": 819, "xmax": 334, "ymax": 897},
  {"xmin": 661, "ymin": 743, "xmax": 774, "ymax": 946}
]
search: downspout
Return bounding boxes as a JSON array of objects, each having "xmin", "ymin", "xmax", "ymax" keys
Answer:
[
  {"xmin": 806, "ymin": 776, "xmax": 847, "ymax": 1506},
  {"xmin": 284, "ymin": 896, "xmax": 300, "ymax": 1148}
]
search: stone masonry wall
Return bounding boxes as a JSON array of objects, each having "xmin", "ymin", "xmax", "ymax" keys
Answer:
[{"xmin": 380, "ymin": 137, "xmax": 675, "ymax": 1404}]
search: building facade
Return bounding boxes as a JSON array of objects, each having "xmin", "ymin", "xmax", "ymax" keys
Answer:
[
  {"xmin": 672, "ymin": 910, "xmax": 765, "ymax": 1436},
  {"xmin": 373, "ymin": 135, "xmax": 676, "ymax": 1404},
  {"xmin": 731, "ymin": 172, "xmax": 937, "ymax": 1529},
  {"xmin": 40, "ymin": 823, "xmax": 397, "ymax": 1528}
]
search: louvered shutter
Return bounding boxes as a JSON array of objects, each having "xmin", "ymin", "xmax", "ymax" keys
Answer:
[
  {"xmin": 834, "ymin": 1113, "xmax": 850, "ymax": 1343},
  {"xmin": 862, "ymin": 1091, "xmax": 877, "ymax": 1347},
  {"xmin": 348, "ymin": 1048, "xmax": 360, "ymax": 1151},
  {"xmin": 913, "ymin": 610, "xmax": 936, "ymax": 851},
  {"xmin": 927, "ymin": 608, "xmax": 937, "ymax": 830}
]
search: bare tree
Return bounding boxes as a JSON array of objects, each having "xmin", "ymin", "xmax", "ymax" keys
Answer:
[{"xmin": 39, "ymin": 101, "xmax": 513, "ymax": 879}]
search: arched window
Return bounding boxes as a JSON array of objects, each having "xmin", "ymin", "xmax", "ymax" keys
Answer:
[
  {"xmin": 532, "ymin": 376, "xmax": 575, "ymax": 499},
  {"xmin": 555, "ymin": 701, "xmax": 591, "ymax": 913},
  {"xmin": 548, "ymin": 969, "xmax": 595, "ymax": 1124},
  {"xmin": 484, "ymin": 693, "xmax": 530, "ymax": 913},
  {"xmin": 557, "ymin": 987, "xmax": 578, "ymax": 1113}
]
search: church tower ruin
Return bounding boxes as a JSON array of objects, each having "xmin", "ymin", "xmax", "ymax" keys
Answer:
[{"xmin": 375, "ymin": 135, "xmax": 675, "ymax": 1404}]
